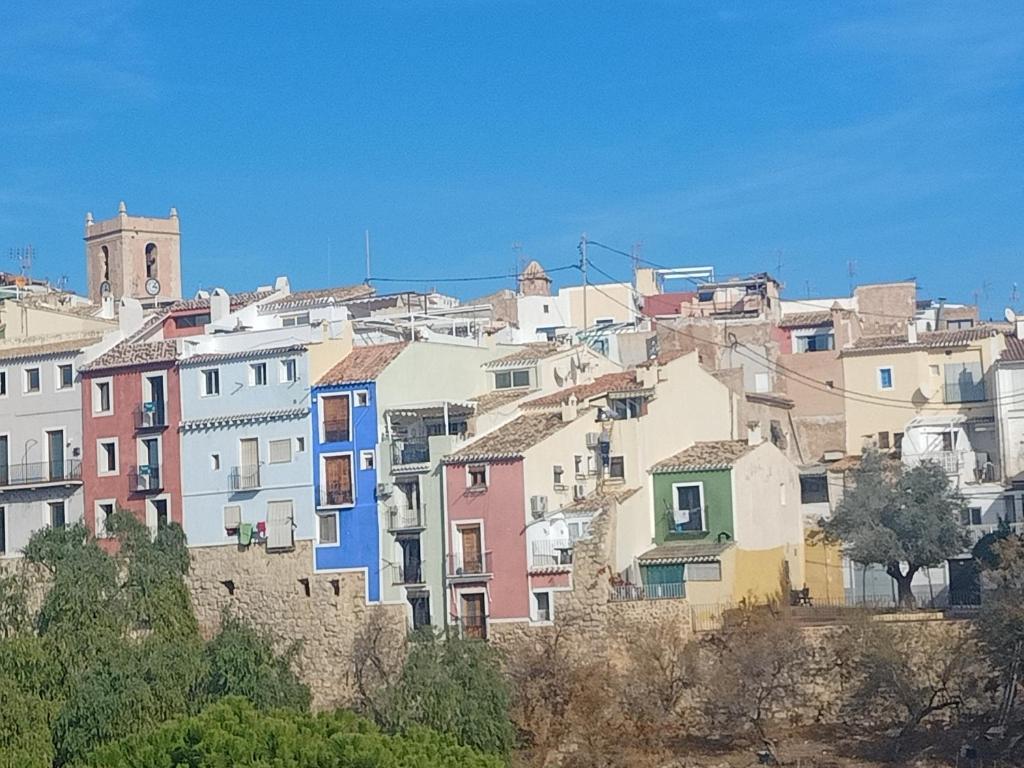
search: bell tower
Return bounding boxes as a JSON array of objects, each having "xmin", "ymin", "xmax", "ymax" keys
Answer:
[{"xmin": 84, "ymin": 202, "xmax": 182, "ymax": 304}]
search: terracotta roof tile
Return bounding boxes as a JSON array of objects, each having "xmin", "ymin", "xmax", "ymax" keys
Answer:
[
  {"xmin": 181, "ymin": 344, "xmax": 306, "ymax": 367},
  {"xmin": 316, "ymin": 342, "xmax": 408, "ymax": 385},
  {"xmin": 485, "ymin": 342, "xmax": 563, "ymax": 368},
  {"xmin": 559, "ymin": 486, "xmax": 641, "ymax": 514},
  {"xmin": 445, "ymin": 412, "xmax": 571, "ymax": 462},
  {"xmin": 650, "ymin": 440, "xmax": 757, "ymax": 473},
  {"xmin": 524, "ymin": 371, "xmax": 642, "ymax": 408},
  {"xmin": 260, "ymin": 284, "xmax": 375, "ymax": 312},
  {"xmin": 0, "ymin": 335, "xmax": 103, "ymax": 362},
  {"xmin": 170, "ymin": 290, "xmax": 272, "ymax": 312},
  {"xmin": 1002, "ymin": 336, "xmax": 1024, "ymax": 362},
  {"xmin": 846, "ymin": 326, "xmax": 1005, "ymax": 353},
  {"xmin": 180, "ymin": 407, "xmax": 309, "ymax": 432},
  {"xmin": 638, "ymin": 540, "xmax": 733, "ymax": 564},
  {"xmin": 471, "ymin": 389, "xmax": 529, "ymax": 416},
  {"xmin": 779, "ymin": 310, "xmax": 833, "ymax": 328},
  {"xmin": 81, "ymin": 340, "xmax": 178, "ymax": 372}
]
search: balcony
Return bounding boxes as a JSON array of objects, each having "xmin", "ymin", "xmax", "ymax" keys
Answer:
[
  {"xmin": 322, "ymin": 420, "xmax": 350, "ymax": 444},
  {"xmin": 609, "ymin": 582, "xmax": 686, "ymax": 602},
  {"xmin": 135, "ymin": 402, "xmax": 167, "ymax": 430},
  {"xmin": 318, "ymin": 484, "xmax": 354, "ymax": 507},
  {"xmin": 130, "ymin": 465, "xmax": 162, "ymax": 493},
  {"xmin": 388, "ymin": 505, "xmax": 425, "ymax": 531},
  {"xmin": 391, "ymin": 438, "xmax": 430, "ymax": 468},
  {"xmin": 943, "ymin": 380, "xmax": 986, "ymax": 404},
  {"xmin": 530, "ymin": 539, "xmax": 574, "ymax": 570},
  {"xmin": 229, "ymin": 465, "xmax": 261, "ymax": 492},
  {"xmin": 392, "ymin": 562, "xmax": 424, "ymax": 585},
  {"xmin": 0, "ymin": 460, "xmax": 82, "ymax": 489},
  {"xmin": 966, "ymin": 521, "xmax": 1024, "ymax": 545},
  {"xmin": 447, "ymin": 551, "xmax": 493, "ymax": 580}
]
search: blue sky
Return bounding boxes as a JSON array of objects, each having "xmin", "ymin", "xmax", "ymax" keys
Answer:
[{"xmin": 1, "ymin": 2, "xmax": 1021, "ymax": 316}]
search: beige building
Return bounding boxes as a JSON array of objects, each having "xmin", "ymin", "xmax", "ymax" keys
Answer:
[
  {"xmin": 84, "ymin": 202, "xmax": 183, "ymax": 304},
  {"xmin": 840, "ymin": 326, "xmax": 1007, "ymax": 459}
]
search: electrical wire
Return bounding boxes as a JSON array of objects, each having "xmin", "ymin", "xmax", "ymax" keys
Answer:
[{"xmin": 367, "ymin": 263, "xmax": 579, "ymax": 284}]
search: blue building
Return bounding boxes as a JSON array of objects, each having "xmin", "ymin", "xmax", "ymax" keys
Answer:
[{"xmin": 311, "ymin": 343, "xmax": 408, "ymax": 602}]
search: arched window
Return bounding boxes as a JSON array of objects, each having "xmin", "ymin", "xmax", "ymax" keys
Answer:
[
  {"xmin": 101, "ymin": 245, "xmax": 110, "ymax": 281},
  {"xmin": 145, "ymin": 243, "xmax": 158, "ymax": 279}
]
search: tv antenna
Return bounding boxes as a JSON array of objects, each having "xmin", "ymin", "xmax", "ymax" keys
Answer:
[
  {"xmin": 846, "ymin": 260, "xmax": 857, "ymax": 294},
  {"xmin": 512, "ymin": 241, "xmax": 524, "ymax": 291},
  {"xmin": 8, "ymin": 244, "xmax": 34, "ymax": 277}
]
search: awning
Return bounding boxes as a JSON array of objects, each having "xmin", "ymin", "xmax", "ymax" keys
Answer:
[{"xmin": 638, "ymin": 540, "xmax": 733, "ymax": 565}]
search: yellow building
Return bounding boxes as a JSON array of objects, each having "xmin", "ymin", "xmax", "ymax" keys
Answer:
[{"xmin": 840, "ymin": 326, "xmax": 1006, "ymax": 457}]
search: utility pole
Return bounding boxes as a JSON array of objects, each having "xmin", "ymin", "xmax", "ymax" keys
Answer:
[
  {"xmin": 364, "ymin": 230, "xmax": 372, "ymax": 283},
  {"xmin": 579, "ymin": 233, "xmax": 589, "ymax": 332}
]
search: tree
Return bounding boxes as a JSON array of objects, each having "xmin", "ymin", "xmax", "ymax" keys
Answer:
[
  {"xmin": 379, "ymin": 631, "xmax": 515, "ymax": 759},
  {"xmin": 822, "ymin": 450, "xmax": 969, "ymax": 607},
  {"xmin": 78, "ymin": 697, "xmax": 504, "ymax": 768},
  {"xmin": 977, "ymin": 536, "xmax": 1024, "ymax": 723}
]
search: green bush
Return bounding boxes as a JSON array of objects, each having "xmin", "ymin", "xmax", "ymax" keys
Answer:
[{"xmin": 77, "ymin": 697, "xmax": 504, "ymax": 768}]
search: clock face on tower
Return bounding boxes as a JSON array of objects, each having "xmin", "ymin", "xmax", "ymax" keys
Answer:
[{"xmin": 145, "ymin": 278, "xmax": 161, "ymax": 296}]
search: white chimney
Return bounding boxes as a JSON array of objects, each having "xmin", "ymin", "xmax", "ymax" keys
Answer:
[
  {"xmin": 907, "ymin": 322, "xmax": 918, "ymax": 344},
  {"xmin": 99, "ymin": 295, "xmax": 115, "ymax": 320},
  {"xmin": 747, "ymin": 423, "xmax": 763, "ymax": 446},
  {"xmin": 561, "ymin": 394, "xmax": 579, "ymax": 423},
  {"xmin": 210, "ymin": 288, "xmax": 230, "ymax": 323}
]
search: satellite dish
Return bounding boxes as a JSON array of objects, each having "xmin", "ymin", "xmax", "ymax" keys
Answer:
[{"xmin": 1005, "ymin": 307, "xmax": 1016, "ymax": 324}]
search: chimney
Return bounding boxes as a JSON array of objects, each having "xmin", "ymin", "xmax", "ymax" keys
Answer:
[
  {"xmin": 273, "ymin": 275, "xmax": 290, "ymax": 294},
  {"xmin": 210, "ymin": 288, "xmax": 230, "ymax": 323},
  {"xmin": 561, "ymin": 394, "xmax": 579, "ymax": 423},
  {"xmin": 907, "ymin": 321, "xmax": 918, "ymax": 344},
  {"xmin": 935, "ymin": 297, "xmax": 946, "ymax": 331},
  {"xmin": 99, "ymin": 295, "xmax": 115, "ymax": 320},
  {"xmin": 747, "ymin": 423, "xmax": 763, "ymax": 446},
  {"xmin": 118, "ymin": 298, "xmax": 144, "ymax": 336}
]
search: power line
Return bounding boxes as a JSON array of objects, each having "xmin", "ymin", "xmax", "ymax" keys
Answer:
[{"xmin": 367, "ymin": 263, "xmax": 579, "ymax": 284}]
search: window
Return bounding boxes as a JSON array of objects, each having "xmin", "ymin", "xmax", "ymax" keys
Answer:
[
  {"xmin": 93, "ymin": 379, "xmax": 112, "ymax": 413},
  {"xmin": 960, "ymin": 507, "xmax": 983, "ymax": 526},
  {"xmin": 296, "ymin": 437, "xmax": 305, "ymax": 453},
  {"xmin": 929, "ymin": 364, "xmax": 940, "ymax": 377},
  {"xmin": 0, "ymin": 371, "xmax": 6, "ymax": 397},
  {"xmin": 553, "ymin": 465, "xmax": 564, "ymax": 486},
  {"xmin": 799, "ymin": 475, "xmax": 829, "ymax": 504},
  {"xmin": 321, "ymin": 394, "xmax": 351, "ymax": 442},
  {"xmin": 24, "ymin": 367, "xmax": 40, "ymax": 394},
  {"xmin": 940, "ymin": 431, "xmax": 955, "ymax": 452},
  {"xmin": 754, "ymin": 372, "xmax": 771, "ymax": 393},
  {"xmin": 894, "ymin": 432, "xmax": 904, "ymax": 454},
  {"xmin": 318, "ymin": 512, "xmax": 338, "ymax": 545},
  {"xmin": 878, "ymin": 367, "xmax": 894, "ymax": 390},
  {"xmin": 494, "ymin": 369, "xmax": 530, "ymax": 389},
  {"xmin": 211, "ymin": 453, "xmax": 221, "ymax": 470},
  {"xmin": 57, "ymin": 364, "xmax": 74, "ymax": 390},
  {"xmin": 269, "ymin": 439, "xmax": 293, "ymax": 464},
  {"xmin": 98, "ymin": 439, "xmax": 118, "ymax": 475},
  {"xmin": 360, "ymin": 449, "xmax": 375, "ymax": 470},
  {"xmin": 174, "ymin": 312, "xmax": 211, "ymax": 329},
  {"xmin": 594, "ymin": 317, "xmax": 615, "ymax": 327},
  {"xmin": 533, "ymin": 591, "xmax": 552, "ymax": 622},
  {"xmin": 467, "ymin": 465, "xmax": 488, "ymax": 490},
  {"xmin": 944, "ymin": 362, "xmax": 985, "ymax": 403},
  {"xmin": 409, "ymin": 594, "xmax": 431, "ymax": 630},
  {"xmin": 281, "ymin": 359, "xmax": 298, "ymax": 383},
  {"xmin": 145, "ymin": 242, "xmax": 158, "ymax": 279},
  {"xmin": 795, "ymin": 331, "xmax": 835, "ymax": 353},
  {"xmin": 282, "ymin": 312, "xmax": 311, "ymax": 327},
  {"xmin": 610, "ymin": 397, "xmax": 643, "ymax": 419},
  {"xmin": 48, "ymin": 501, "xmax": 66, "ymax": 529},
  {"xmin": 574, "ymin": 455, "xmax": 583, "ymax": 476},
  {"xmin": 567, "ymin": 520, "xmax": 591, "ymax": 542},
  {"xmin": 202, "ymin": 369, "xmax": 220, "ymax": 396},
  {"xmin": 266, "ymin": 500, "xmax": 295, "ymax": 550},
  {"xmin": 670, "ymin": 483, "xmax": 705, "ymax": 532},
  {"xmin": 96, "ymin": 502, "xmax": 114, "ymax": 538},
  {"xmin": 686, "ymin": 562, "xmax": 722, "ymax": 581},
  {"xmin": 321, "ymin": 454, "xmax": 354, "ymax": 506},
  {"xmin": 608, "ymin": 456, "xmax": 625, "ymax": 480},
  {"xmin": 877, "ymin": 431, "xmax": 890, "ymax": 450},
  {"xmin": 355, "ymin": 390, "xmax": 369, "ymax": 407},
  {"xmin": 223, "ymin": 505, "xmax": 241, "ymax": 531},
  {"xmin": 1005, "ymin": 495, "xmax": 1018, "ymax": 523},
  {"xmin": 152, "ymin": 499, "xmax": 169, "ymax": 530},
  {"xmin": 946, "ymin": 318, "xmax": 975, "ymax": 330},
  {"xmin": 542, "ymin": 303, "xmax": 549, "ymax": 314},
  {"xmin": 249, "ymin": 362, "xmax": 268, "ymax": 386}
]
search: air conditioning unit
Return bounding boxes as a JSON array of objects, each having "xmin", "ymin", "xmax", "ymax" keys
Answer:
[
  {"xmin": 573, "ymin": 484, "xmax": 585, "ymax": 501},
  {"xmin": 376, "ymin": 483, "xmax": 392, "ymax": 499},
  {"xmin": 585, "ymin": 432, "xmax": 600, "ymax": 449},
  {"xmin": 530, "ymin": 495, "xmax": 548, "ymax": 519}
]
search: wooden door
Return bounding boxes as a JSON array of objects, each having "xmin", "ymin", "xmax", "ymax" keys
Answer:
[
  {"xmin": 460, "ymin": 526, "xmax": 482, "ymax": 573},
  {"xmin": 47, "ymin": 430, "xmax": 64, "ymax": 481},
  {"xmin": 461, "ymin": 593, "xmax": 486, "ymax": 639},
  {"xmin": 324, "ymin": 455, "xmax": 353, "ymax": 505},
  {"xmin": 322, "ymin": 395, "xmax": 350, "ymax": 442}
]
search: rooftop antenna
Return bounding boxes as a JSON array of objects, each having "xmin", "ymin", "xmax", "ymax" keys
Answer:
[
  {"xmin": 846, "ymin": 260, "xmax": 857, "ymax": 295},
  {"xmin": 327, "ymin": 237, "xmax": 332, "ymax": 287},
  {"xmin": 8, "ymin": 244, "xmax": 34, "ymax": 277},
  {"xmin": 804, "ymin": 279, "xmax": 811, "ymax": 299},
  {"xmin": 512, "ymin": 241, "xmax": 523, "ymax": 292},
  {"xmin": 775, "ymin": 248, "xmax": 783, "ymax": 280},
  {"xmin": 1011, "ymin": 283, "xmax": 1020, "ymax": 307},
  {"xmin": 364, "ymin": 230, "xmax": 372, "ymax": 284}
]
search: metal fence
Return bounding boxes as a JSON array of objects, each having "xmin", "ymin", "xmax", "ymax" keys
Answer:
[
  {"xmin": 531, "ymin": 539, "xmax": 574, "ymax": 568},
  {"xmin": 0, "ymin": 459, "xmax": 82, "ymax": 487}
]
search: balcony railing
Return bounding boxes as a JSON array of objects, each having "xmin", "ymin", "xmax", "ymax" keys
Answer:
[
  {"xmin": 609, "ymin": 582, "xmax": 687, "ymax": 602},
  {"xmin": 447, "ymin": 550, "xmax": 493, "ymax": 578},
  {"xmin": 130, "ymin": 465, "xmax": 162, "ymax": 492},
  {"xmin": 459, "ymin": 615, "xmax": 488, "ymax": 640},
  {"xmin": 966, "ymin": 521, "xmax": 1024, "ymax": 545},
  {"xmin": 944, "ymin": 380, "xmax": 987, "ymax": 404},
  {"xmin": 322, "ymin": 420, "xmax": 350, "ymax": 443},
  {"xmin": 391, "ymin": 439, "xmax": 430, "ymax": 467},
  {"xmin": 230, "ymin": 465, "xmax": 261, "ymax": 491},
  {"xmin": 392, "ymin": 562, "xmax": 424, "ymax": 585},
  {"xmin": 0, "ymin": 460, "xmax": 82, "ymax": 488},
  {"xmin": 136, "ymin": 402, "xmax": 167, "ymax": 430},
  {"xmin": 905, "ymin": 450, "xmax": 961, "ymax": 475},
  {"xmin": 319, "ymin": 485, "xmax": 354, "ymax": 507},
  {"xmin": 388, "ymin": 505, "xmax": 424, "ymax": 530},
  {"xmin": 530, "ymin": 539, "xmax": 574, "ymax": 569}
]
